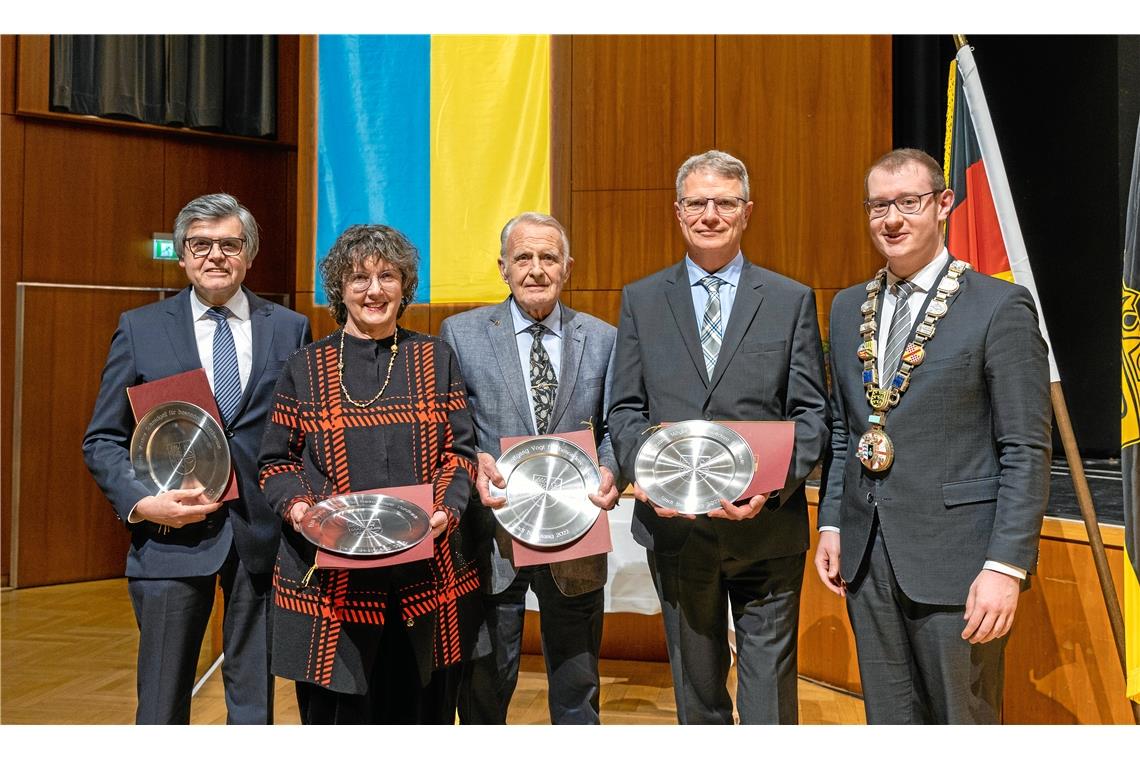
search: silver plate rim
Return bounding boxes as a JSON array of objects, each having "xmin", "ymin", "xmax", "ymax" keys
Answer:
[
  {"xmin": 300, "ymin": 493, "xmax": 432, "ymax": 556},
  {"xmin": 130, "ymin": 400, "xmax": 231, "ymax": 502},
  {"xmin": 634, "ymin": 420, "xmax": 755, "ymax": 515},
  {"xmin": 490, "ymin": 436, "xmax": 602, "ymax": 548}
]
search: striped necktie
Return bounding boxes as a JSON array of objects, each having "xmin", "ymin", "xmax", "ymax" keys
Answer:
[
  {"xmin": 206, "ymin": 306, "xmax": 242, "ymax": 424},
  {"xmin": 699, "ymin": 275, "xmax": 725, "ymax": 379},
  {"xmin": 882, "ymin": 280, "xmax": 916, "ymax": 380}
]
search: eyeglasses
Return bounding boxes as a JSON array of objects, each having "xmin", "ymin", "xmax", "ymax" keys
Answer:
[
  {"xmin": 184, "ymin": 237, "xmax": 246, "ymax": 258},
  {"xmin": 677, "ymin": 196, "xmax": 748, "ymax": 217},
  {"xmin": 346, "ymin": 271, "xmax": 401, "ymax": 293},
  {"xmin": 863, "ymin": 191, "xmax": 938, "ymax": 219}
]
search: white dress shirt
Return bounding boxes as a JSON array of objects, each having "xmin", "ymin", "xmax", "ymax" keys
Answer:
[
  {"xmin": 820, "ymin": 249, "xmax": 1026, "ymax": 580},
  {"xmin": 510, "ymin": 297, "xmax": 563, "ymax": 434},
  {"xmin": 190, "ymin": 288, "xmax": 253, "ymax": 396}
]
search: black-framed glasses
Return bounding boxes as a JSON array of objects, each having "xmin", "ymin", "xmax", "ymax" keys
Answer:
[
  {"xmin": 184, "ymin": 237, "xmax": 246, "ymax": 258},
  {"xmin": 677, "ymin": 196, "xmax": 748, "ymax": 217},
  {"xmin": 863, "ymin": 191, "xmax": 938, "ymax": 219}
]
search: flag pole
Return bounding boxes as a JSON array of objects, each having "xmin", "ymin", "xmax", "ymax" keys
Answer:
[{"xmin": 953, "ymin": 35, "xmax": 1139, "ymax": 723}]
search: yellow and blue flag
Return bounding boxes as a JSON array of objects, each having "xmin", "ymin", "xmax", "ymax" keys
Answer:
[{"xmin": 314, "ymin": 34, "xmax": 551, "ymax": 305}]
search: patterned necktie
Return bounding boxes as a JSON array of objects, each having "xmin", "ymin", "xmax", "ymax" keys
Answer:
[
  {"xmin": 882, "ymin": 280, "xmax": 916, "ymax": 380},
  {"xmin": 206, "ymin": 306, "xmax": 242, "ymax": 424},
  {"xmin": 699, "ymin": 275, "xmax": 725, "ymax": 379},
  {"xmin": 526, "ymin": 323, "xmax": 557, "ymax": 434}
]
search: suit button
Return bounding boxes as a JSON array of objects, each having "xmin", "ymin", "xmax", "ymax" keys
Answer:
[
  {"xmin": 225, "ymin": 429, "xmax": 234, "ymax": 439},
  {"xmin": 703, "ymin": 414, "xmax": 712, "ymax": 421},
  {"xmin": 405, "ymin": 618, "xmax": 414, "ymax": 628},
  {"xmin": 865, "ymin": 492, "xmax": 874, "ymax": 504}
]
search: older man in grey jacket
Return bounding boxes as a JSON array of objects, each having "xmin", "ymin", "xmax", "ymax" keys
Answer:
[{"xmin": 442, "ymin": 212, "xmax": 621, "ymax": 724}]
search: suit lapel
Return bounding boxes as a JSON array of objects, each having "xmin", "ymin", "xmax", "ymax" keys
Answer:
[
  {"xmin": 708, "ymin": 261, "xmax": 764, "ymax": 392},
  {"xmin": 488, "ymin": 299, "xmax": 537, "ymax": 434},
  {"xmin": 163, "ymin": 288, "xmax": 202, "ymax": 374},
  {"xmin": 235, "ymin": 288, "xmax": 275, "ymax": 420},
  {"xmin": 664, "ymin": 261, "xmax": 708, "ymax": 387},
  {"xmin": 548, "ymin": 305, "xmax": 583, "ymax": 432}
]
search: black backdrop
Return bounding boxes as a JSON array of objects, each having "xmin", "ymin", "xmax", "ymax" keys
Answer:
[{"xmin": 893, "ymin": 35, "xmax": 1140, "ymax": 458}]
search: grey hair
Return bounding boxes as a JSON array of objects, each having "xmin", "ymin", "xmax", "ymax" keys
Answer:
[
  {"xmin": 498, "ymin": 212, "xmax": 571, "ymax": 263},
  {"xmin": 864, "ymin": 148, "xmax": 947, "ymax": 196},
  {"xmin": 173, "ymin": 193, "xmax": 260, "ymax": 262},
  {"xmin": 675, "ymin": 150, "xmax": 750, "ymax": 201},
  {"xmin": 320, "ymin": 224, "xmax": 420, "ymax": 326}
]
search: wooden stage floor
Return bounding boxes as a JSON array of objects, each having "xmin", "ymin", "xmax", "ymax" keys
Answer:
[{"xmin": 1, "ymin": 578, "xmax": 864, "ymax": 725}]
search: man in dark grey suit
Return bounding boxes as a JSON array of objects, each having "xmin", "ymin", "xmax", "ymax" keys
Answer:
[
  {"xmin": 83, "ymin": 193, "xmax": 311, "ymax": 723},
  {"xmin": 442, "ymin": 212, "xmax": 621, "ymax": 724},
  {"xmin": 815, "ymin": 148, "xmax": 1051, "ymax": 723},
  {"xmin": 444, "ymin": 210, "xmax": 624, "ymax": 724},
  {"xmin": 608, "ymin": 151, "xmax": 829, "ymax": 724}
]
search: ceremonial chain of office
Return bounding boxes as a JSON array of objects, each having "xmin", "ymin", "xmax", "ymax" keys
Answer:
[{"xmin": 856, "ymin": 259, "xmax": 971, "ymax": 473}]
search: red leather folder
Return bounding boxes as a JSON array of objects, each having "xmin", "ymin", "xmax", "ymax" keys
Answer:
[
  {"xmin": 498, "ymin": 429, "xmax": 613, "ymax": 567},
  {"xmin": 314, "ymin": 483, "xmax": 435, "ymax": 569},
  {"xmin": 714, "ymin": 420, "xmax": 795, "ymax": 501},
  {"xmin": 126, "ymin": 368, "xmax": 239, "ymax": 502}
]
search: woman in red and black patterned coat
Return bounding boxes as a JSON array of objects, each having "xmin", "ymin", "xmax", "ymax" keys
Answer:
[{"xmin": 259, "ymin": 225, "xmax": 480, "ymax": 724}]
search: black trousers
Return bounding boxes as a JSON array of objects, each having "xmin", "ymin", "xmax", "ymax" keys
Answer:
[
  {"xmin": 457, "ymin": 565, "xmax": 604, "ymax": 724},
  {"xmin": 648, "ymin": 519, "xmax": 804, "ymax": 725},
  {"xmin": 127, "ymin": 547, "xmax": 273, "ymax": 724},
  {"xmin": 846, "ymin": 520, "xmax": 1006, "ymax": 724},
  {"xmin": 294, "ymin": 596, "xmax": 460, "ymax": 725}
]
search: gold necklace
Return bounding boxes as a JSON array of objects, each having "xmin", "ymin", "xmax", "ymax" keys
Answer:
[
  {"xmin": 338, "ymin": 326, "xmax": 399, "ymax": 408},
  {"xmin": 855, "ymin": 259, "xmax": 969, "ymax": 473}
]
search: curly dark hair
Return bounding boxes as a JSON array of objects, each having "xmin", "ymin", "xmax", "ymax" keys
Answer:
[{"xmin": 320, "ymin": 224, "xmax": 420, "ymax": 326}]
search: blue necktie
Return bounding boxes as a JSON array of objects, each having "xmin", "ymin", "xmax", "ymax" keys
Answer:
[{"xmin": 206, "ymin": 306, "xmax": 242, "ymax": 424}]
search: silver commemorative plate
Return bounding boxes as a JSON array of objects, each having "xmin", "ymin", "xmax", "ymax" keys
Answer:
[
  {"xmin": 130, "ymin": 401, "xmax": 231, "ymax": 501},
  {"xmin": 300, "ymin": 494, "xmax": 432, "ymax": 556},
  {"xmin": 488, "ymin": 436, "xmax": 602, "ymax": 548},
  {"xmin": 635, "ymin": 420, "xmax": 755, "ymax": 514}
]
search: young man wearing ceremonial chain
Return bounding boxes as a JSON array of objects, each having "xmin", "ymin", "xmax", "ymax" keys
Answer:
[{"xmin": 815, "ymin": 148, "xmax": 1052, "ymax": 724}]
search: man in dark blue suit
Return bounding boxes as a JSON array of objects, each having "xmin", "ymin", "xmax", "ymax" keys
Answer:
[{"xmin": 83, "ymin": 193, "xmax": 311, "ymax": 724}]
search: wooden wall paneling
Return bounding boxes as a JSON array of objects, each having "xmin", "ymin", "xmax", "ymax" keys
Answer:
[
  {"xmin": 275, "ymin": 36, "xmax": 300, "ymax": 146},
  {"xmin": 14, "ymin": 35, "xmax": 49, "ymax": 113},
  {"xmin": 715, "ymin": 36, "xmax": 891, "ymax": 290},
  {"xmin": 571, "ymin": 36, "xmax": 715, "ymax": 192},
  {"xmin": 564, "ymin": 290, "xmax": 622, "ymax": 329},
  {"xmin": 21, "ymin": 122, "xmax": 166, "ymax": 287},
  {"xmin": 163, "ymin": 141, "xmax": 292, "ymax": 295},
  {"xmin": 2, "ymin": 114, "xmax": 25, "ymax": 584},
  {"xmin": 399, "ymin": 304, "xmax": 430, "ymax": 336},
  {"xmin": 14, "ymin": 287, "xmax": 156, "ymax": 587},
  {"xmin": 293, "ymin": 292, "xmax": 336, "ymax": 343},
  {"xmin": 1003, "ymin": 533, "xmax": 1131, "ymax": 724},
  {"xmin": 2, "ymin": 35, "xmax": 17, "ymax": 115},
  {"xmin": 814, "ymin": 288, "xmax": 840, "ymax": 343},
  {"xmin": 427, "ymin": 303, "xmax": 484, "ymax": 337},
  {"xmin": 522, "ymin": 610, "xmax": 669, "ymax": 662},
  {"xmin": 293, "ymin": 36, "xmax": 318, "ymax": 314},
  {"xmin": 550, "ymin": 36, "xmax": 572, "ymax": 228},
  {"xmin": 799, "ymin": 504, "xmax": 862, "ymax": 694},
  {"xmin": 570, "ymin": 189, "xmax": 680, "ymax": 291}
]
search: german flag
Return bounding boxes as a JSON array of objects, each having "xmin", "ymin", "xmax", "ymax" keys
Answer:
[
  {"xmin": 1122, "ymin": 114, "xmax": 1140, "ymax": 704},
  {"xmin": 943, "ymin": 41, "xmax": 1059, "ymax": 383},
  {"xmin": 945, "ymin": 58, "xmax": 1012, "ymax": 281}
]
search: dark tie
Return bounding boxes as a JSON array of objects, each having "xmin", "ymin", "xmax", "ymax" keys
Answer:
[
  {"xmin": 206, "ymin": 306, "xmax": 242, "ymax": 424},
  {"xmin": 699, "ymin": 275, "xmax": 725, "ymax": 378},
  {"xmin": 526, "ymin": 323, "xmax": 557, "ymax": 434},
  {"xmin": 882, "ymin": 280, "xmax": 916, "ymax": 379}
]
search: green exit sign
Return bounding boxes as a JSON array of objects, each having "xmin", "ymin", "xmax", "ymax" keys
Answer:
[{"xmin": 153, "ymin": 234, "xmax": 176, "ymax": 261}]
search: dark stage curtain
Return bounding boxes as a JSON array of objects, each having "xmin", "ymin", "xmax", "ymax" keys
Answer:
[{"xmin": 50, "ymin": 35, "xmax": 276, "ymax": 139}]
